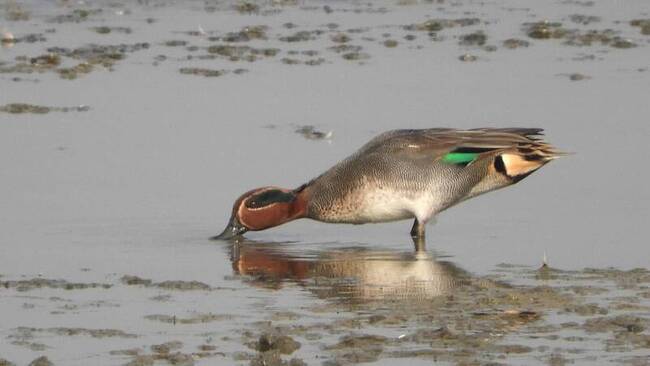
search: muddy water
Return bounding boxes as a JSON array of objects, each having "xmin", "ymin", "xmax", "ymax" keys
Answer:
[{"xmin": 1, "ymin": 0, "xmax": 649, "ymax": 365}]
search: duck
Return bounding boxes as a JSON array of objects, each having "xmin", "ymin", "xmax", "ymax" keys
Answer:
[{"xmin": 214, "ymin": 128, "xmax": 564, "ymax": 241}]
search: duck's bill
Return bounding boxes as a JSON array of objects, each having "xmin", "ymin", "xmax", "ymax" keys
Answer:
[{"xmin": 211, "ymin": 217, "xmax": 248, "ymax": 240}]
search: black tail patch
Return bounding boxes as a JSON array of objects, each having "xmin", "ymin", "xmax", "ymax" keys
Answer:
[
  {"xmin": 452, "ymin": 147, "xmax": 499, "ymax": 154},
  {"xmin": 494, "ymin": 155, "xmax": 507, "ymax": 175}
]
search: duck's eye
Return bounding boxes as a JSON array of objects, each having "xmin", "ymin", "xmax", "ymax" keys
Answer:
[{"xmin": 246, "ymin": 190, "xmax": 295, "ymax": 209}]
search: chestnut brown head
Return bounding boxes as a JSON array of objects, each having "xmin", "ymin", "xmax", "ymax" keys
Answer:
[{"xmin": 212, "ymin": 187, "xmax": 306, "ymax": 240}]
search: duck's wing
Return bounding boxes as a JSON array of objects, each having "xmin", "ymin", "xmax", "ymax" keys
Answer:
[{"xmin": 356, "ymin": 128, "xmax": 562, "ymax": 164}]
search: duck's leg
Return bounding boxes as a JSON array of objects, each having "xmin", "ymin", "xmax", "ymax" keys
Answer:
[
  {"xmin": 410, "ymin": 219, "xmax": 425, "ymax": 239},
  {"xmin": 410, "ymin": 219, "xmax": 426, "ymax": 251},
  {"xmin": 411, "ymin": 235, "xmax": 426, "ymax": 252}
]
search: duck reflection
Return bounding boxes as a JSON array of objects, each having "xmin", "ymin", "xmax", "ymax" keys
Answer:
[{"xmin": 229, "ymin": 239, "xmax": 472, "ymax": 302}]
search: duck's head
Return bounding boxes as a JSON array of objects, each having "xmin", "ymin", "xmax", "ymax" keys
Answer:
[{"xmin": 212, "ymin": 187, "xmax": 306, "ymax": 240}]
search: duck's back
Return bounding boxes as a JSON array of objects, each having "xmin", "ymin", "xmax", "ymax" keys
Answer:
[{"xmin": 304, "ymin": 128, "xmax": 561, "ymax": 224}]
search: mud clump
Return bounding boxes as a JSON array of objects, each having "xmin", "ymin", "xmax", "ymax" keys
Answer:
[
  {"xmin": 125, "ymin": 353, "xmax": 195, "ymax": 366},
  {"xmin": 524, "ymin": 21, "xmax": 637, "ymax": 49},
  {"xmin": 630, "ymin": 19, "xmax": 650, "ymax": 35},
  {"xmin": 5, "ymin": 3, "xmax": 30, "ymax": 21},
  {"xmin": 179, "ymin": 68, "xmax": 225, "ymax": 77},
  {"xmin": 503, "ymin": 38, "xmax": 530, "ymax": 49},
  {"xmin": 584, "ymin": 315, "xmax": 648, "ymax": 333},
  {"xmin": 325, "ymin": 334, "xmax": 387, "ymax": 363},
  {"xmin": 459, "ymin": 54, "xmax": 478, "ymax": 62},
  {"xmin": 49, "ymin": 9, "xmax": 102, "ymax": 23},
  {"xmin": 144, "ymin": 313, "xmax": 231, "ymax": 324},
  {"xmin": 30, "ymin": 54, "xmax": 61, "ymax": 67},
  {"xmin": 0, "ymin": 104, "xmax": 51, "ymax": 114},
  {"xmin": 564, "ymin": 303, "xmax": 606, "ymax": 315},
  {"xmin": 383, "ymin": 39, "xmax": 398, "ymax": 48},
  {"xmin": 569, "ymin": 14, "xmax": 601, "ymax": 25},
  {"xmin": 459, "ymin": 31, "xmax": 487, "ymax": 46},
  {"xmin": 15, "ymin": 326, "xmax": 136, "ymax": 339},
  {"xmin": 92, "ymin": 26, "xmax": 132, "ymax": 35},
  {"xmin": 328, "ymin": 44, "xmax": 362, "ymax": 54},
  {"xmin": 206, "ymin": 44, "xmax": 279, "ymax": 61},
  {"xmin": 252, "ymin": 333, "xmax": 300, "ymax": 354},
  {"xmin": 163, "ymin": 40, "xmax": 187, "ymax": 47},
  {"xmin": 223, "ymin": 26, "xmax": 268, "ymax": 42},
  {"xmin": 121, "ymin": 275, "xmax": 152, "ymax": 286},
  {"xmin": 58, "ymin": 63, "xmax": 94, "ymax": 80},
  {"xmin": 281, "ymin": 58, "xmax": 301, "ymax": 65},
  {"xmin": 0, "ymin": 277, "xmax": 109, "ymax": 290},
  {"xmin": 342, "ymin": 52, "xmax": 370, "ymax": 61},
  {"xmin": 567, "ymin": 73, "xmax": 590, "ymax": 81},
  {"xmin": 330, "ymin": 33, "xmax": 350, "ymax": 43},
  {"xmin": 151, "ymin": 341, "xmax": 183, "ymax": 354},
  {"xmin": 404, "ymin": 18, "xmax": 480, "ymax": 32},
  {"xmin": 47, "ymin": 42, "xmax": 149, "ymax": 68},
  {"xmin": 10, "ymin": 340, "xmax": 48, "ymax": 351},
  {"xmin": 156, "ymin": 280, "xmax": 211, "ymax": 291},
  {"xmin": 247, "ymin": 333, "xmax": 302, "ymax": 366},
  {"xmin": 28, "ymin": 357, "xmax": 53, "ymax": 366},
  {"xmin": 120, "ymin": 275, "xmax": 212, "ymax": 290},
  {"xmin": 235, "ymin": 2, "xmax": 260, "ymax": 14},
  {"xmin": 294, "ymin": 125, "xmax": 332, "ymax": 140},
  {"xmin": 609, "ymin": 38, "xmax": 636, "ymax": 49},
  {"xmin": 525, "ymin": 21, "xmax": 568, "ymax": 39},
  {"xmin": 280, "ymin": 31, "xmax": 317, "ymax": 42}
]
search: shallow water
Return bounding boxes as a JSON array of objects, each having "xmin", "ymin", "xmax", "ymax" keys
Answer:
[{"xmin": 1, "ymin": 0, "xmax": 649, "ymax": 365}]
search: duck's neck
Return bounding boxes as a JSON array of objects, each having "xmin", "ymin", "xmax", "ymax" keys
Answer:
[{"xmin": 288, "ymin": 186, "xmax": 310, "ymax": 220}]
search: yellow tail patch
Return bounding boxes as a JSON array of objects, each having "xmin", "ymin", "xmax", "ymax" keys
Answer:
[{"xmin": 501, "ymin": 154, "xmax": 544, "ymax": 177}]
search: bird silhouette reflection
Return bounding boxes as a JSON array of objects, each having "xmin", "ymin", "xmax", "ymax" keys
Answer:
[{"xmin": 229, "ymin": 238, "xmax": 474, "ymax": 302}]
